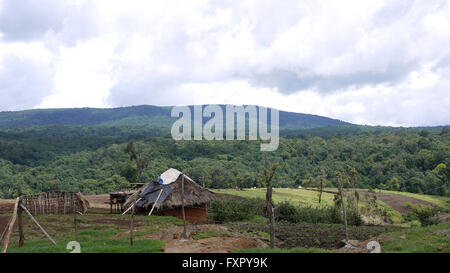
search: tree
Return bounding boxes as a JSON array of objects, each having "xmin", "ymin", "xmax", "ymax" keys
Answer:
[
  {"xmin": 346, "ymin": 165, "xmax": 359, "ymax": 209},
  {"xmin": 124, "ymin": 141, "xmax": 149, "ymax": 183},
  {"xmin": 388, "ymin": 177, "xmax": 400, "ymax": 191},
  {"xmin": 336, "ymin": 171, "xmax": 349, "ymax": 243},
  {"xmin": 263, "ymin": 156, "xmax": 279, "ymax": 249},
  {"xmin": 316, "ymin": 170, "xmax": 326, "ymax": 204}
]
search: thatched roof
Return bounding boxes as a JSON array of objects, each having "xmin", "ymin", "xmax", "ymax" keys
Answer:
[
  {"xmin": 124, "ymin": 169, "xmax": 214, "ymax": 211},
  {"xmin": 75, "ymin": 192, "xmax": 90, "ymax": 214}
]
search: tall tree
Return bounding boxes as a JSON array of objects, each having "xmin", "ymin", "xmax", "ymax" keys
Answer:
[
  {"xmin": 336, "ymin": 171, "xmax": 349, "ymax": 243},
  {"xmin": 124, "ymin": 141, "xmax": 149, "ymax": 183},
  {"xmin": 346, "ymin": 165, "xmax": 359, "ymax": 209}
]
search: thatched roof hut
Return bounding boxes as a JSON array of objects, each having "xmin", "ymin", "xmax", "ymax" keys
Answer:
[{"xmin": 124, "ymin": 168, "xmax": 214, "ymax": 221}]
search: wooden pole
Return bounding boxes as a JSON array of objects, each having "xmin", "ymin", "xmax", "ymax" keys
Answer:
[
  {"xmin": 74, "ymin": 214, "xmax": 78, "ymax": 242},
  {"xmin": 18, "ymin": 185, "xmax": 24, "ymax": 247},
  {"xmin": 181, "ymin": 174, "xmax": 187, "ymax": 240},
  {"xmin": 130, "ymin": 205, "xmax": 134, "ymax": 246},
  {"xmin": 148, "ymin": 189, "xmax": 163, "ymax": 216},
  {"xmin": 20, "ymin": 204, "xmax": 56, "ymax": 245},
  {"xmin": 268, "ymin": 183, "xmax": 275, "ymax": 249},
  {"xmin": 337, "ymin": 175, "xmax": 349, "ymax": 243},
  {"xmin": 1, "ymin": 198, "xmax": 19, "ymax": 253},
  {"xmin": 122, "ymin": 197, "xmax": 142, "ymax": 215}
]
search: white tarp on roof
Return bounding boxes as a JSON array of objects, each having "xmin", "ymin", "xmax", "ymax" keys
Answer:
[{"xmin": 160, "ymin": 168, "xmax": 193, "ymax": 185}]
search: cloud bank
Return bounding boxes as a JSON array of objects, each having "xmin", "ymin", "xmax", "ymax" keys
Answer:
[{"xmin": 0, "ymin": 0, "xmax": 449, "ymax": 126}]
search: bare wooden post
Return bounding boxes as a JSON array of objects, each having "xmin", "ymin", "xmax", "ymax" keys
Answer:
[
  {"xmin": 130, "ymin": 205, "xmax": 134, "ymax": 246},
  {"xmin": 2, "ymin": 198, "xmax": 19, "ymax": 253},
  {"xmin": 148, "ymin": 189, "xmax": 163, "ymax": 216},
  {"xmin": 181, "ymin": 174, "xmax": 188, "ymax": 240},
  {"xmin": 268, "ymin": 185, "xmax": 275, "ymax": 248},
  {"xmin": 337, "ymin": 174, "xmax": 349, "ymax": 243},
  {"xmin": 74, "ymin": 214, "xmax": 78, "ymax": 242},
  {"xmin": 18, "ymin": 185, "xmax": 24, "ymax": 247}
]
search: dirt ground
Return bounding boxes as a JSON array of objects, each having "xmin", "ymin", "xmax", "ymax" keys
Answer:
[
  {"xmin": 304, "ymin": 188, "xmax": 438, "ymax": 214},
  {"xmin": 439, "ymin": 213, "xmax": 450, "ymax": 223},
  {"xmin": 113, "ymin": 224, "xmax": 268, "ymax": 253},
  {"xmin": 164, "ymin": 236, "xmax": 261, "ymax": 253},
  {"xmin": 0, "ymin": 199, "xmax": 14, "ymax": 214},
  {"xmin": 371, "ymin": 193, "xmax": 436, "ymax": 213}
]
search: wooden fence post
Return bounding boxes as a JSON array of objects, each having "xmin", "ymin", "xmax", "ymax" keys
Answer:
[
  {"xmin": 18, "ymin": 185, "xmax": 24, "ymax": 247},
  {"xmin": 1, "ymin": 198, "xmax": 19, "ymax": 253},
  {"xmin": 130, "ymin": 205, "xmax": 134, "ymax": 246},
  {"xmin": 74, "ymin": 214, "xmax": 78, "ymax": 242},
  {"xmin": 181, "ymin": 174, "xmax": 187, "ymax": 240}
]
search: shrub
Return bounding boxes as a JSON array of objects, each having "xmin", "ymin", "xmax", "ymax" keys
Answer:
[
  {"xmin": 209, "ymin": 198, "xmax": 262, "ymax": 223},
  {"xmin": 407, "ymin": 204, "xmax": 440, "ymax": 227},
  {"xmin": 275, "ymin": 201, "xmax": 362, "ymax": 226},
  {"xmin": 346, "ymin": 207, "xmax": 363, "ymax": 226},
  {"xmin": 275, "ymin": 201, "xmax": 298, "ymax": 223}
]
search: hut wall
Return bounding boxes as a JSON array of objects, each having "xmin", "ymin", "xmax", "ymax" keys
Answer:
[{"xmin": 157, "ymin": 204, "xmax": 208, "ymax": 223}]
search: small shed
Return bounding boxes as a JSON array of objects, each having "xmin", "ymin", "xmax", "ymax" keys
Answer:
[{"xmin": 124, "ymin": 168, "xmax": 214, "ymax": 222}]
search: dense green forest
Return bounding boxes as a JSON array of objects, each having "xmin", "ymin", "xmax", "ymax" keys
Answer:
[{"xmin": 0, "ymin": 123, "xmax": 448, "ymax": 198}]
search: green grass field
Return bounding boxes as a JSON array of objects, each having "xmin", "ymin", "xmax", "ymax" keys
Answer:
[
  {"xmin": 2, "ymin": 211, "xmax": 183, "ymax": 253},
  {"xmin": 214, "ymin": 188, "xmax": 335, "ymax": 207},
  {"xmin": 215, "ymin": 188, "xmax": 450, "ymax": 212},
  {"xmin": 381, "ymin": 222, "xmax": 450, "ymax": 253},
  {"xmin": 2, "ymin": 188, "xmax": 449, "ymax": 253}
]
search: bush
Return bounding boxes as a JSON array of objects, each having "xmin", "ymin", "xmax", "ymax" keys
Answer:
[
  {"xmin": 209, "ymin": 198, "xmax": 262, "ymax": 223},
  {"xmin": 346, "ymin": 207, "xmax": 363, "ymax": 226},
  {"xmin": 275, "ymin": 202, "xmax": 298, "ymax": 223},
  {"xmin": 407, "ymin": 204, "xmax": 440, "ymax": 227},
  {"xmin": 275, "ymin": 201, "xmax": 362, "ymax": 226}
]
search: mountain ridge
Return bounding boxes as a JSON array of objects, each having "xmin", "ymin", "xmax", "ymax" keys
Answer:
[{"xmin": 0, "ymin": 104, "xmax": 351, "ymax": 129}]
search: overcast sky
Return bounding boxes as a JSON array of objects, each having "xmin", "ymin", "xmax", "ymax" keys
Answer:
[{"xmin": 0, "ymin": 0, "xmax": 449, "ymax": 126}]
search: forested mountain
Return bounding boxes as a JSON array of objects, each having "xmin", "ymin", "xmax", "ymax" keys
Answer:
[
  {"xmin": 0, "ymin": 105, "xmax": 350, "ymax": 129},
  {"xmin": 0, "ymin": 122, "xmax": 448, "ymax": 198}
]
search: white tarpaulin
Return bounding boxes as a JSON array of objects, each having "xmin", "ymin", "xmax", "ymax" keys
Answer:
[{"xmin": 159, "ymin": 168, "xmax": 194, "ymax": 185}]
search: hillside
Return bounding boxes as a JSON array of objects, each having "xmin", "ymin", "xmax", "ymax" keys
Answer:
[{"xmin": 0, "ymin": 105, "xmax": 351, "ymax": 129}]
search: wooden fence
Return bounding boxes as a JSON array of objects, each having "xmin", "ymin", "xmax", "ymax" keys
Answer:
[{"xmin": 20, "ymin": 191, "xmax": 88, "ymax": 215}]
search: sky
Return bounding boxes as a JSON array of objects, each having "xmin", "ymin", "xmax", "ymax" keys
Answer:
[{"xmin": 0, "ymin": 0, "xmax": 449, "ymax": 126}]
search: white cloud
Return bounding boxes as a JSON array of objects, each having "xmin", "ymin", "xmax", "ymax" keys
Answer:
[{"xmin": 0, "ymin": 0, "xmax": 449, "ymax": 126}]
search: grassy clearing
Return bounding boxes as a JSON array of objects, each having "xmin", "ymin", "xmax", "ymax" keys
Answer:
[
  {"xmin": 3, "ymin": 212, "xmax": 184, "ymax": 253},
  {"xmin": 7, "ymin": 229, "xmax": 165, "ymax": 253},
  {"xmin": 381, "ymin": 222, "xmax": 450, "ymax": 253},
  {"xmin": 213, "ymin": 188, "xmax": 335, "ymax": 206}
]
